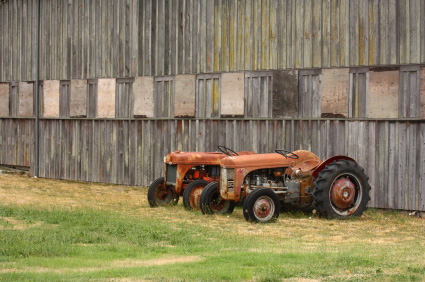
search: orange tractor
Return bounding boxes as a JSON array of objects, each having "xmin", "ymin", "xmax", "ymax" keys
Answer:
[
  {"xmin": 199, "ymin": 149, "xmax": 371, "ymax": 222},
  {"xmin": 147, "ymin": 146, "xmax": 255, "ymax": 211}
]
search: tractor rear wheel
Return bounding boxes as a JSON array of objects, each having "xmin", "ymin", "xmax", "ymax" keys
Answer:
[
  {"xmin": 312, "ymin": 160, "xmax": 371, "ymax": 219},
  {"xmin": 200, "ymin": 182, "xmax": 235, "ymax": 215},
  {"xmin": 244, "ymin": 188, "xmax": 280, "ymax": 223},
  {"xmin": 183, "ymin": 179, "xmax": 209, "ymax": 210},
  {"xmin": 147, "ymin": 177, "xmax": 179, "ymax": 207}
]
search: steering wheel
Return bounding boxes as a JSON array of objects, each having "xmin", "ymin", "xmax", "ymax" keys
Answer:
[
  {"xmin": 275, "ymin": 149, "xmax": 299, "ymax": 159},
  {"xmin": 218, "ymin": 145, "xmax": 239, "ymax": 156}
]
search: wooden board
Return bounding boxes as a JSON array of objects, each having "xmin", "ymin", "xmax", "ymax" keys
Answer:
[
  {"xmin": 133, "ymin": 76, "xmax": 154, "ymax": 118},
  {"xmin": 220, "ymin": 72, "xmax": 244, "ymax": 117},
  {"xmin": 321, "ymin": 68, "xmax": 349, "ymax": 117},
  {"xmin": 97, "ymin": 78, "xmax": 116, "ymax": 118},
  {"xmin": 70, "ymin": 79, "xmax": 87, "ymax": 117},
  {"xmin": 0, "ymin": 84, "xmax": 10, "ymax": 116},
  {"xmin": 368, "ymin": 70, "xmax": 399, "ymax": 118},
  {"xmin": 43, "ymin": 80, "xmax": 60, "ymax": 117},
  {"xmin": 174, "ymin": 74, "xmax": 196, "ymax": 117},
  {"xmin": 18, "ymin": 82, "xmax": 34, "ymax": 117}
]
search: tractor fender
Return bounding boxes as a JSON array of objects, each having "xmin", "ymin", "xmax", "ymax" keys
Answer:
[{"xmin": 312, "ymin": 156, "xmax": 357, "ymax": 179}]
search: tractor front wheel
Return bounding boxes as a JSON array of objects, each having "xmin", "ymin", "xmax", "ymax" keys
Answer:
[
  {"xmin": 244, "ymin": 188, "xmax": 280, "ymax": 223},
  {"xmin": 183, "ymin": 179, "xmax": 209, "ymax": 210},
  {"xmin": 200, "ymin": 182, "xmax": 235, "ymax": 215},
  {"xmin": 312, "ymin": 160, "xmax": 371, "ymax": 219},
  {"xmin": 147, "ymin": 177, "xmax": 179, "ymax": 207}
]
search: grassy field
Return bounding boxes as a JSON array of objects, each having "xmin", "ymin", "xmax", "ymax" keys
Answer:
[{"xmin": 0, "ymin": 174, "xmax": 424, "ymax": 282}]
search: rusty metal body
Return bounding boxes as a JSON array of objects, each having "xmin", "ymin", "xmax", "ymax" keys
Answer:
[
  {"xmin": 164, "ymin": 150, "xmax": 255, "ymax": 195},
  {"xmin": 215, "ymin": 149, "xmax": 371, "ymax": 221},
  {"xmin": 220, "ymin": 150, "xmax": 321, "ymax": 203}
]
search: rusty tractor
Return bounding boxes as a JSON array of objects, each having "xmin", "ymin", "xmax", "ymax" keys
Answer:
[
  {"xmin": 199, "ymin": 150, "xmax": 371, "ymax": 222},
  {"xmin": 147, "ymin": 146, "xmax": 255, "ymax": 210}
]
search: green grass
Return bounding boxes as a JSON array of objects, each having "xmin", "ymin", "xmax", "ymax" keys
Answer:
[{"xmin": 0, "ymin": 175, "xmax": 424, "ymax": 281}]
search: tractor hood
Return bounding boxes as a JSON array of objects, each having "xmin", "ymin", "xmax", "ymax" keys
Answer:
[
  {"xmin": 221, "ymin": 150, "xmax": 322, "ymax": 170},
  {"xmin": 221, "ymin": 153, "xmax": 290, "ymax": 169},
  {"xmin": 165, "ymin": 150, "xmax": 255, "ymax": 165}
]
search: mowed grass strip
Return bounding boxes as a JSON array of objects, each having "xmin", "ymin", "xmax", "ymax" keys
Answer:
[{"xmin": 0, "ymin": 174, "xmax": 424, "ymax": 282}]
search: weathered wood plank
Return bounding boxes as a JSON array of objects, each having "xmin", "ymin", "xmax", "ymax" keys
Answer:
[
  {"xmin": 221, "ymin": 0, "xmax": 229, "ymax": 72},
  {"xmin": 349, "ymin": 0, "xmax": 359, "ymax": 66},
  {"xmin": 322, "ymin": 0, "xmax": 331, "ymax": 67},
  {"xmin": 260, "ymin": 0, "xmax": 269, "ymax": 70},
  {"xmin": 419, "ymin": 123, "xmax": 425, "ymax": 211},
  {"xmin": 410, "ymin": 0, "xmax": 421, "ymax": 64},
  {"xmin": 276, "ymin": 0, "xmax": 286, "ymax": 69},
  {"xmin": 368, "ymin": 0, "xmax": 379, "ymax": 65}
]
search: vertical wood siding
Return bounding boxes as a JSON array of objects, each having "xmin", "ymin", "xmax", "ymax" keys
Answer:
[
  {"xmin": 1, "ymin": 0, "xmax": 425, "ymax": 82},
  {"xmin": 196, "ymin": 74, "xmax": 221, "ymax": 118},
  {"xmin": 0, "ymin": 118, "xmax": 424, "ymax": 211}
]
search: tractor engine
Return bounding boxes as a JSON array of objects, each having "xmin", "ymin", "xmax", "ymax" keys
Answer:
[{"xmin": 244, "ymin": 168, "xmax": 306, "ymax": 204}]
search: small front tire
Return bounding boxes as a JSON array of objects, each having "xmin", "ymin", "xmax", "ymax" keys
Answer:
[
  {"xmin": 183, "ymin": 179, "xmax": 209, "ymax": 210},
  {"xmin": 200, "ymin": 182, "xmax": 236, "ymax": 215},
  {"xmin": 244, "ymin": 188, "xmax": 280, "ymax": 223},
  {"xmin": 147, "ymin": 177, "xmax": 179, "ymax": 207}
]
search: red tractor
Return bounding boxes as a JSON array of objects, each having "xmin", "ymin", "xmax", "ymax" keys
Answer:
[
  {"xmin": 199, "ymin": 149, "xmax": 371, "ymax": 222},
  {"xmin": 147, "ymin": 146, "xmax": 255, "ymax": 210}
]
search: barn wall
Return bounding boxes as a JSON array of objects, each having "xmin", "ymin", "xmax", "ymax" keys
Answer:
[
  {"xmin": 0, "ymin": 118, "xmax": 424, "ymax": 212},
  {"xmin": 1, "ymin": 0, "xmax": 425, "ymax": 213},
  {"xmin": 1, "ymin": 0, "xmax": 425, "ymax": 82}
]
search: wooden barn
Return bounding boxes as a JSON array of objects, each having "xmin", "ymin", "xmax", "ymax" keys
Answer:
[{"xmin": 0, "ymin": 0, "xmax": 424, "ymax": 211}]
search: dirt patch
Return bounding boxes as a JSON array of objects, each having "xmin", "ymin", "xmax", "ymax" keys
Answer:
[
  {"xmin": 0, "ymin": 216, "xmax": 42, "ymax": 230},
  {"xmin": 112, "ymin": 255, "xmax": 203, "ymax": 267},
  {"xmin": 1, "ymin": 255, "xmax": 204, "ymax": 274}
]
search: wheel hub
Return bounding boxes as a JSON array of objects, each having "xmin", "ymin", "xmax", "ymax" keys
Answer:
[
  {"xmin": 210, "ymin": 194, "xmax": 225, "ymax": 210},
  {"xmin": 190, "ymin": 187, "xmax": 203, "ymax": 209},
  {"xmin": 331, "ymin": 178, "xmax": 356, "ymax": 209},
  {"xmin": 254, "ymin": 198, "xmax": 272, "ymax": 218}
]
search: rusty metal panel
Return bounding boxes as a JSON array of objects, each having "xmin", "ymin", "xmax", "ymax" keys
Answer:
[
  {"xmin": 368, "ymin": 70, "xmax": 399, "ymax": 118},
  {"xmin": 0, "ymin": 83, "xmax": 9, "ymax": 116}
]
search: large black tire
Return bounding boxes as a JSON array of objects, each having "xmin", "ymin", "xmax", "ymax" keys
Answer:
[
  {"xmin": 244, "ymin": 188, "xmax": 280, "ymax": 223},
  {"xmin": 312, "ymin": 160, "xmax": 371, "ymax": 219},
  {"xmin": 182, "ymin": 179, "xmax": 209, "ymax": 210},
  {"xmin": 147, "ymin": 177, "xmax": 179, "ymax": 207},
  {"xmin": 200, "ymin": 182, "xmax": 236, "ymax": 215}
]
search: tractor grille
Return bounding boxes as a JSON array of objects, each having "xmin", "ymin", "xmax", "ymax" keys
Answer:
[{"xmin": 166, "ymin": 164, "xmax": 177, "ymax": 185}]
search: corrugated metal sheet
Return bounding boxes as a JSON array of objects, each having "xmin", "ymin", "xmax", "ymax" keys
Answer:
[
  {"xmin": 1, "ymin": 0, "xmax": 425, "ymax": 82},
  {"xmin": 1, "ymin": 118, "xmax": 424, "ymax": 211}
]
